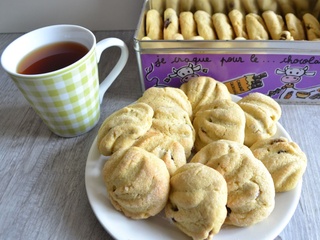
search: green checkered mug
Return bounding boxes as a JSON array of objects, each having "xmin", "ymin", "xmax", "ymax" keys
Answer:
[{"xmin": 1, "ymin": 25, "xmax": 128, "ymax": 137}]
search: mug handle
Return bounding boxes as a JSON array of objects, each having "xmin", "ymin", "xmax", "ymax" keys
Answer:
[{"xmin": 95, "ymin": 38, "xmax": 129, "ymax": 104}]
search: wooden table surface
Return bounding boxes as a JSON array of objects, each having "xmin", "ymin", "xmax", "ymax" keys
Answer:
[{"xmin": 0, "ymin": 30, "xmax": 319, "ymax": 240}]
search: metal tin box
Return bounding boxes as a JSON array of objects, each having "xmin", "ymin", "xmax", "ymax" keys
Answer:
[{"xmin": 134, "ymin": 0, "xmax": 320, "ymax": 103}]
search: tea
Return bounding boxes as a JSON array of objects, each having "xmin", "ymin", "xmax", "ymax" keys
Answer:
[{"xmin": 17, "ymin": 41, "xmax": 88, "ymax": 74}]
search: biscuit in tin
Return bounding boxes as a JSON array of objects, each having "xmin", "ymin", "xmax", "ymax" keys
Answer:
[{"xmin": 194, "ymin": 10, "xmax": 216, "ymax": 40}]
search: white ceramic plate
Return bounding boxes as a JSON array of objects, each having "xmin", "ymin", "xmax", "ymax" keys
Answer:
[{"xmin": 85, "ymin": 95, "xmax": 302, "ymax": 240}]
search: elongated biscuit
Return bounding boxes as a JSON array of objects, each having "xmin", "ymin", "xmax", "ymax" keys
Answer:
[
  {"xmin": 209, "ymin": 0, "xmax": 226, "ymax": 14},
  {"xmin": 285, "ymin": 13, "xmax": 306, "ymax": 40},
  {"xmin": 303, "ymin": 13, "xmax": 320, "ymax": 40},
  {"xmin": 180, "ymin": 11, "xmax": 198, "ymax": 39},
  {"xmin": 257, "ymin": 0, "xmax": 278, "ymax": 13},
  {"xmin": 229, "ymin": 9, "xmax": 248, "ymax": 39},
  {"xmin": 227, "ymin": 0, "xmax": 245, "ymax": 15},
  {"xmin": 241, "ymin": 0, "xmax": 259, "ymax": 14},
  {"xmin": 194, "ymin": 10, "xmax": 216, "ymax": 40},
  {"xmin": 179, "ymin": 0, "xmax": 195, "ymax": 12},
  {"xmin": 212, "ymin": 13, "xmax": 235, "ymax": 40},
  {"xmin": 246, "ymin": 13, "xmax": 269, "ymax": 40},
  {"xmin": 150, "ymin": 0, "xmax": 165, "ymax": 16},
  {"xmin": 262, "ymin": 10, "xmax": 286, "ymax": 40},
  {"xmin": 195, "ymin": 0, "xmax": 212, "ymax": 15},
  {"xmin": 166, "ymin": 0, "xmax": 180, "ymax": 14},
  {"xmin": 164, "ymin": 8, "xmax": 179, "ymax": 40},
  {"xmin": 276, "ymin": 0, "xmax": 296, "ymax": 15},
  {"xmin": 146, "ymin": 9, "xmax": 163, "ymax": 40}
]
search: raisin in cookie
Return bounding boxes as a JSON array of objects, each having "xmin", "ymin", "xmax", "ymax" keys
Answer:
[
  {"xmin": 190, "ymin": 140, "xmax": 275, "ymax": 227},
  {"xmin": 165, "ymin": 163, "xmax": 228, "ymax": 239},
  {"xmin": 102, "ymin": 146, "xmax": 170, "ymax": 219},
  {"xmin": 237, "ymin": 92, "xmax": 281, "ymax": 147},
  {"xmin": 193, "ymin": 99, "xmax": 246, "ymax": 151},
  {"xmin": 97, "ymin": 102, "xmax": 153, "ymax": 156},
  {"xmin": 250, "ymin": 137, "xmax": 307, "ymax": 192}
]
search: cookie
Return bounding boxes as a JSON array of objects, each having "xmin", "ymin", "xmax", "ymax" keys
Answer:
[
  {"xmin": 137, "ymin": 87, "xmax": 193, "ymax": 117},
  {"xmin": 151, "ymin": 106, "xmax": 195, "ymax": 158},
  {"xmin": 285, "ymin": 13, "xmax": 306, "ymax": 40},
  {"xmin": 97, "ymin": 102, "xmax": 154, "ymax": 156},
  {"xmin": 166, "ymin": 0, "xmax": 180, "ymax": 13},
  {"xmin": 164, "ymin": 8, "xmax": 179, "ymax": 40},
  {"xmin": 303, "ymin": 13, "xmax": 320, "ymax": 41},
  {"xmin": 250, "ymin": 137, "xmax": 307, "ymax": 192},
  {"xmin": 228, "ymin": 9, "xmax": 248, "ymax": 39},
  {"xmin": 194, "ymin": 10, "xmax": 216, "ymax": 40},
  {"xmin": 246, "ymin": 13, "xmax": 269, "ymax": 40},
  {"xmin": 179, "ymin": 11, "xmax": 198, "ymax": 40},
  {"xmin": 277, "ymin": 0, "xmax": 296, "ymax": 16},
  {"xmin": 180, "ymin": 76, "xmax": 231, "ymax": 116},
  {"xmin": 226, "ymin": 0, "xmax": 245, "ymax": 15},
  {"xmin": 209, "ymin": 0, "xmax": 226, "ymax": 14},
  {"xmin": 257, "ymin": 0, "xmax": 278, "ymax": 13},
  {"xmin": 193, "ymin": 99, "xmax": 246, "ymax": 151},
  {"xmin": 133, "ymin": 130, "xmax": 187, "ymax": 175},
  {"xmin": 237, "ymin": 92, "xmax": 281, "ymax": 147},
  {"xmin": 194, "ymin": 0, "xmax": 213, "ymax": 15},
  {"xmin": 179, "ymin": 0, "xmax": 195, "ymax": 12},
  {"xmin": 241, "ymin": 0, "xmax": 259, "ymax": 14},
  {"xmin": 146, "ymin": 9, "xmax": 163, "ymax": 40},
  {"xmin": 165, "ymin": 163, "xmax": 228, "ymax": 239},
  {"xmin": 190, "ymin": 140, "xmax": 275, "ymax": 227},
  {"xmin": 262, "ymin": 10, "xmax": 286, "ymax": 40},
  {"xmin": 212, "ymin": 13, "xmax": 235, "ymax": 40},
  {"xmin": 102, "ymin": 146, "xmax": 170, "ymax": 219}
]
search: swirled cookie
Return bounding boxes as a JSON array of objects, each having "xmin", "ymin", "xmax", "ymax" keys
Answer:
[
  {"xmin": 190, "ymin": 140, "xmax": 275, "ymax": 227},
  {"xmin": 237, "ymin": 92, "xmax": 281, "ymax": 147},
  {"xmin": 165, "ymin": 163, "xmax": 228, "ymax": 239},
  {"xmin": 151, "ymin": 106, "xmax": 195, "ymax": 158},
  {"xmin": 250, "ymin": 137, "xmax": 307, "ymax": 192},
  {"xmin": 133, "ymin": 130, "xmax": 186, "ymax": 175},
  {"xmin": 97, "ymin": 102, "xmax": 154, "ymax": 156},
  {"xmin": 102, "ymin": 146, "xmax": 170, "ymax": 219},
  {"xmin": 193, "ymin": 99, "xmax": 246, "ymax": 151},
  {"xmin": 180, "ymin": 77, "xmax": 231, "ymax": 115},
  {"xmin": 137, "ymin": 87, "xmax": 192, "ymax": 117}
]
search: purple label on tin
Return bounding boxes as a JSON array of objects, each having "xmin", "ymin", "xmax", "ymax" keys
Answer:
[{"xmin": 141, "ymin": 53, "xmax": 320, "ymax": 102}]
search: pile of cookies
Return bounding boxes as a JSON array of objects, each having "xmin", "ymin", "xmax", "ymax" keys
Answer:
[
  {"xmin": 143, "ymin": 0, "xmax": 320, "ymax": 40},
  {"xmin": 97, "ymin": 77, "xmax": 307, "ymax": 239}
]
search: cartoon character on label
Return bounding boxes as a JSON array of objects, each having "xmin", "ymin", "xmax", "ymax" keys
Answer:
[
  {"xmin": 268, "ymin": 65, "xmax": 320, "ymax": 100},
  {"xmin": 164, "ymin": 63, "xmax": 209, "ymax": 83}
]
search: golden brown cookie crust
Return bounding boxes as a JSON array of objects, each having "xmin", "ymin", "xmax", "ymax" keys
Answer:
[
  {"xmin": 165, "ymin": 162, "xmax": 228, "ymax": 239},
  {"xmin": 97, "ymin": 102, "xmax": 154, "ymax": 156},
  {"xmin": 102, "ymin": 147, "xmax": 170, "ymax": 219},
  {"xmin": 251, "ymin": 137, "xmax": 307, "ymax": 192},
  {"xmin": 193, "ymin": 99, "xmax": 246, "ymax": 151},
  {"xmin": 190, "ymin": 140, "xmax": 275, "ymax": 227}
]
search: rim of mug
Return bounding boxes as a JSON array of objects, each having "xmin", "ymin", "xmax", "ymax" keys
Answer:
[{"xmin": 1, "ymin": 24, "xmax": 96, "ymax": 78}]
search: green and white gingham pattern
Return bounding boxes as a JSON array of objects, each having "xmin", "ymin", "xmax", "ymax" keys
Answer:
[{"xmin": 11, "ymin": 51, "xmax": 100, "ymax": 137}]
